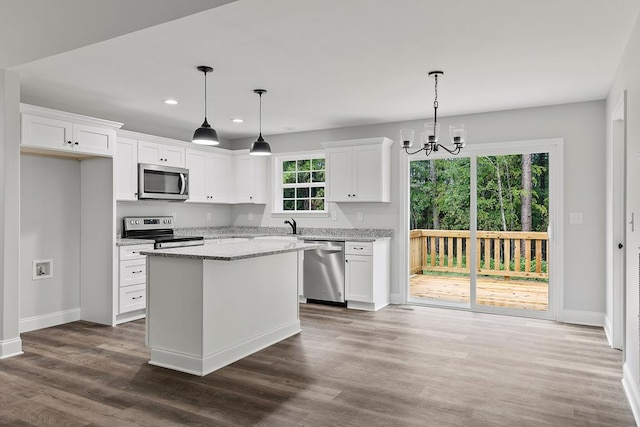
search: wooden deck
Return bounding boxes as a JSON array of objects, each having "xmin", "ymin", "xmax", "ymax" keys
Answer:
[{"xmin": 410, "ymin": 273, "xmax": 548, "ymax": 311}]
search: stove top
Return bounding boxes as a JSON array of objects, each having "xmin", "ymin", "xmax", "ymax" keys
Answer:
[{"xmin": 122, "ymin": 216, "xmax": 205, "ymax": 249}]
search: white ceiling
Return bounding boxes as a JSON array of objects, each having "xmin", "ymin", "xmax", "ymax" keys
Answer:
[{"xmin": 7, "ymin": 0, "xmax": 640, "ymax": 143}]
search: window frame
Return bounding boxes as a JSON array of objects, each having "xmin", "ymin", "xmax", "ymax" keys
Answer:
[{"xmin": 272, "ymin": 150, "xmax": 328, "ymax": 217}]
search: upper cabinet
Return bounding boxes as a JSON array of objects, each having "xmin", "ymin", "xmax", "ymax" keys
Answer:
[
  {"xmin": 322, "ymin": 137, "xmax": 394, "ymax": 203},
  {"xmin": 138, "ymin": 140, "xmax": 185, "ymax": 168},
  {"xmin": 20, "ymin": 104, "xmax": 122, "ymax": 157},
  {"xmin": 186, "ymin": 148, "xmax": 233, "ymax": 204},
  {"xmin": 115, "ymin": 137, "xmax": 138, "ymax": 201},
  {"xmin": 233, "ymin": 152, "xmax": 268, "ymax": 204}
]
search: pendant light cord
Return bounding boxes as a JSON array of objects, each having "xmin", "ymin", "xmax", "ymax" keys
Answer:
[
  {"xmin": 203, "ymin": 70, "xmax": 208, "ymax": 119},
  {"xmin": 259, "ymin": 92, "xmax": 263, "ymax": 137},
  {"xmin": 433, "ymin": 74, "xmax": 438, "ymax": 126}
]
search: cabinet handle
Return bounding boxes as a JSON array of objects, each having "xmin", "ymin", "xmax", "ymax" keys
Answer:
[
  {"xmin": 132, "ymin": 270, "xmax": 143, "ymax": 274},
  {"xmin": 67, "ymin": 140, "xmax": 73, "ymax": 145},
  {"xmin": 132, "ymin": 296, "xmax": 143, "ymax": 300},
  {"xmin": 345, "ymin": 260, "xmax": 349, "ymax": 263},
  {"xmin": 74, "ymin": 141, "xmax": 79, "ymax": 145}
]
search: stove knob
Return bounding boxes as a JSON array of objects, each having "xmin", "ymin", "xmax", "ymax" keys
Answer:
[
  {"xmin": 168, "ymin": 219, "xmax": 172, "ymax": 224},
  {"xmin": 135, "ymin": 220, "xmax": 140, "ymax": 225},
  {"xmin": 129, "ymin": 220, "xmax": 134, "ymax": 224}
]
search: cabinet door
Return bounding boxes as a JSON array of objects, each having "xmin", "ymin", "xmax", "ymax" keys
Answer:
[
  {"xmin": 21, "ymin": 114, "xmax": 73, "ymax": 151},
  {"xmin": 234, "ymin": 154, "xmax": 268, "ymax": 203},
  {"xmin": 162, "ymin": 145, "xmax": 186, "ymax": 168},
  {"xmin": 185, "ymin": 150, "xmax": 208, "ymax": 202},
  {"xmin": 352, "ymin": 145, "xmax": 383, "ymax": 201},
  {"xmin": 209, "ymin": 153, "xmax": 232, "ymax": 203},
  {"xmin": 138, "ymin": 140, "xmax": 162, "ymax": 164},
  {"xmin": 115, "ymin": 137, "xmax": 138, "ymax": 200},
  {"xmin": 325, "ymin": 148, "xmax": 353, "ymax": 202},
  {"xmin": 119, "ymin": 283, "xmax": 146, "ymax": 313},
  {"xmin": 250, "ymin": 155, "xmax": 268, "ymax": 203},
  {"xmin": 72, "ymin": 123, "xmax": 115, "ymax": 156},
  {"xmin": 345, "ymin": 255, "xmax": 373, "ymax": 302}
]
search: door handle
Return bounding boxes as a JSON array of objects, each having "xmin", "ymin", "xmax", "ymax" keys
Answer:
[{"xmin": 179, "ymin": 173, "xmax": 186, "ymax": 195}]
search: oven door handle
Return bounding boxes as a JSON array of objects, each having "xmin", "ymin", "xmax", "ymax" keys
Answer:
[{"xmin": 179, "ymin": 173, "xmax": 186, "ymax": 195}]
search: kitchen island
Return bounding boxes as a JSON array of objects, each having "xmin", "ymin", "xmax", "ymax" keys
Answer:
[{"xmin": 140, "ymin": 240, "xmax": 321, "ymax": 376}]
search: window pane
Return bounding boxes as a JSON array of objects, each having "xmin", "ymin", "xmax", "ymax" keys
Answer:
[
  {"xmin": 296, "ymin": 187, "xmax": 310, "ymax": 198},
  {"xmin": 312, "ymin": 171, "xmax": 325, "ymax": 182},
  {"xmin": 311, "ymin": 199, "xmax": 324, "ymax": 211},
  {"xmin": 312, "ymin": 158, "xmax": 325, "ymax": 170},
  {"xmin": 310, "ymin": 187, "xmax": 325, "ymax": 198},
  {"xmin": 283, "ymin": 200, "xmax": 295, "ymax": 211},
  {"xmin": 283, "ymin": 161, "xmax": 297, "ymax": 172},
  {"xmin": 298, "ymin": 171, "xmax": 310, "ymax": 183},
  {"xmin": 297, "ymin": 159, "xmax": 311, "ymax": 171},
  {"xmin": 283, "ymin": 188, "xmax": 295, "ymax": 199},
  {"xmin": 283, "ymin": 172, "xmax": 296, "ymax": 184},
  {"xmin": 296, "ymin": 200, "xmax": 309, "ymax": 210}
]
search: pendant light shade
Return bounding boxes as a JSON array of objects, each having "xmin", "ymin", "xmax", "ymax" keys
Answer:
[
  {"xmin": 192, "ymin": 66, "xmax": 219, "ymax": 145},
  {"xmin": 250, "ymin": 89, "xmax": 271, "ymax": 156}
]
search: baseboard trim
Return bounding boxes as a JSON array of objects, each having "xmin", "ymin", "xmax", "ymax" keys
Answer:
[
  {"xmin": 20, "ymin": 308, "xmax": 81, "ymax": 333},
  {"xmin": 561, "ymin": 309, "xmax": 604, "ymax": 327},
  {"xmin": 622, "ymin": 362, "xmax": 640, "ymax": 426},
  {"xmin": 603, "ymin": 315, "xmax": 613, "ymax": 347},
  {"xmin": 150, "ymin": 320, "xmax": 301, "ymax": 376},
  {"xmin": 0, "ymin": 337, "xmax": 23, "ymax": 359}
]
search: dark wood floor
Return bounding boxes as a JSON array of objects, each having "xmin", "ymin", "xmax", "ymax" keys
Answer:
[{"xmin": 0, "ymin": 304, "xmax": 634, "ymax": 426}]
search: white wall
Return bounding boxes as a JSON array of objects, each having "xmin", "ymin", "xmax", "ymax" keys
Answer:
[
  {"xmin": 231, "ymin": 100, "xmax": 606, "ymax": 317},
  {"xmin": 20, "ymin": 155, "xmax": 81, "ymax": 329},
  {"xmin": 607, "ymin": 11, "xmax": 640, "ymax": 421},
  {"xmin": 116, "ymin": 201, "xmax": 232, "ymax": 235}
]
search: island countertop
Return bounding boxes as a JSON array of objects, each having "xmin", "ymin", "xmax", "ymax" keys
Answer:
[{"xmin": 140, "ymin": 240, "xmax": 322, "ymax": 261}]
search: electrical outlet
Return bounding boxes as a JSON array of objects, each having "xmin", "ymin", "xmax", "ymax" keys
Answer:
[
  {"xmin": 248, "ymin": 212, "xmax": 254, "ymax": 221},
  {"xmin": 206, "ymin": 212, "xmax": 212, "ymax": 221},
  {"xmin": 331, "ymin": 211, "xmax": 337, "ymax": 221},
  {"xmin": 357, "ymin": 212, "xmax": 363, "ymax": 221}
]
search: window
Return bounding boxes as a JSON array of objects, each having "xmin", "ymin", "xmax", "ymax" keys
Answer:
[{"xmin": 274, "ymin": 152, "xmax": 326, "ymax": 214}]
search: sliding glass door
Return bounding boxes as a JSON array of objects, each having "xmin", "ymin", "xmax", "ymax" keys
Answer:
[{"xmin": 407, "ymin": 142, "xmax": 556, "ymax": 319}]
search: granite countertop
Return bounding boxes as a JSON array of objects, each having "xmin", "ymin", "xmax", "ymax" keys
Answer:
[
  {"xmin": 117, "ymin": 226, "xmax": 393, "ymax": 246},
  {"xmin": 140, "ymin": 240, "xmax": 323, "ymax": 261}
]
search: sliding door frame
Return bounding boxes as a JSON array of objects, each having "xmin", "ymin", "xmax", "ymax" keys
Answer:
[{"xmin": 399, "ymin": 138, "xmax": 564, "ymax": 321}]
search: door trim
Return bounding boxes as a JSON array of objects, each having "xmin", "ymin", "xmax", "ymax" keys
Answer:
[
  {"xmin": 399, "ymin": 138, "xmax": 564, "ymax": 321},
  {"xmin": 605, "ymin": 91, "xmax": 626, "ymax": 349}
]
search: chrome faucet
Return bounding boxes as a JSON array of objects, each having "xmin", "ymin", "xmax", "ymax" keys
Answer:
[{"xmin": 284, "ymin": 218, "xmax": 297, "ymax": 234}]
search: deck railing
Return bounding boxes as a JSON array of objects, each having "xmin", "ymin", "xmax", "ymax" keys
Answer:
[{"xmin": 410, "ymin": 229, "xmax": 548, "ymax": 279}]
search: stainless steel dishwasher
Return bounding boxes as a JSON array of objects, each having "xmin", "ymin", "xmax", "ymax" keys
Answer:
[{"xmin": 303, "ymin": 240, "xmax": 345, "ymax": 304}]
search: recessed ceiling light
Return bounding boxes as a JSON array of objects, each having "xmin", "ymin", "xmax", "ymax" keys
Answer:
[
  {"xmin": 164, "ymin": 99, "xmax": 178, "ymax": 105},
  {"xmin": 231, "ymin": 118, "xmax": 244, "ymax": 123}
]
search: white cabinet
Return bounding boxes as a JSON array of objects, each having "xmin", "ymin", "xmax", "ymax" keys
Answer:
[
  {"xmin": 233, "ymin": 152, "xmax": 268, "ymax": 204},
  {"xmin": 115, "ymin": 137, "xmax": 138, "ymax": 200},
  {"xmin": 20, "ymin": 105, "xmax": 121, "ymax": 157},
  {"xmin": 117, "ymin": 243, "xmax": 153, "ymax": 322},
  {"xmin": 138, "ymin": 140, "xmax": 185, "ymax": 168},
  {"xmin": 322, "ymin": 137, "xmax": 393, "ymax": 202},
  {"xmin": 345, "ymin": 240, "xmax": 390, "ymax": 311},
  {"xmin": 186, "ymin": 148, "xmax": 233, "ymax": 203}
]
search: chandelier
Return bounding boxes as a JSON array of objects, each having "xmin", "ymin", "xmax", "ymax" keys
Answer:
[{"xmin": 400, "ymin": 71, "xmax": 465, "ymax": 156}]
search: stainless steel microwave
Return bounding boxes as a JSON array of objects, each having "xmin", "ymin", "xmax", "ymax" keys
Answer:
[{"xmin": 138, "ymin": 163, "xmax": 189, "ymax": 201}]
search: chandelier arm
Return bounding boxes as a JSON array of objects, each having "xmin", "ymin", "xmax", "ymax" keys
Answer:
[
  {"xmin": 404, "ymin": 146, "xmax": 427, "ymax": 156},
  {"xmin": 436, "ymin": 144, "xmax": 462, "ymax": 155}
]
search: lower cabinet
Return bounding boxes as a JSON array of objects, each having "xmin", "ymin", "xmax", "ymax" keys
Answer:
[
  {"xmin": 117, "ymin": 243, "xmax": 153, "ymax": 323},
  {"xmin": 345, "ymin": 240, "xmax": 390, "ymax": 311}
]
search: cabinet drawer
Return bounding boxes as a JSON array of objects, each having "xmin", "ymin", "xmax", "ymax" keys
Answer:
[
  {"xmin": 119, "ymin": 284, "xmax": 146, "ymax": 313},
  {"xmin": 345, "ymin": 242, "xmax": 372, "ymax": 256},
  {"xmin": 119, "ymin": 244, "xmax": 153, "ymax": 260},
  {"xmin": 120, "ymin": 259, "xmax": 147, "ymax": 286}
]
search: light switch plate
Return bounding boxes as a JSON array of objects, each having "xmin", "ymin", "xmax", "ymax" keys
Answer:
[
  {"xmin": 357, "ymin": 212, "xmax": 363, "ymax": 221},
  {"xmin": 248, "ymin": 212, "xmax": 254, "ymax": 221},
  {"xmin": 569, "ymin": 212, "xmax": 583, "ymax": 224}
]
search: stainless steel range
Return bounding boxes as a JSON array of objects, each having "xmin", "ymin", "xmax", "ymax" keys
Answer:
[{"xmin": 122, "ymin": 216, "xmax": 204, "ymax": 249}]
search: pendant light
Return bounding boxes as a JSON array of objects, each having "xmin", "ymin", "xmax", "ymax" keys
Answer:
[
  {"xmin": 192, "ymin": 65, "xmax": 219, "ymax": 145},
  {"xmin": 249, "ymin": 89, "xmax": 272, "ymax": 156},
  {"xmin": 400, "ymin": 70, "xmax": 465, "ymax": 156}
]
